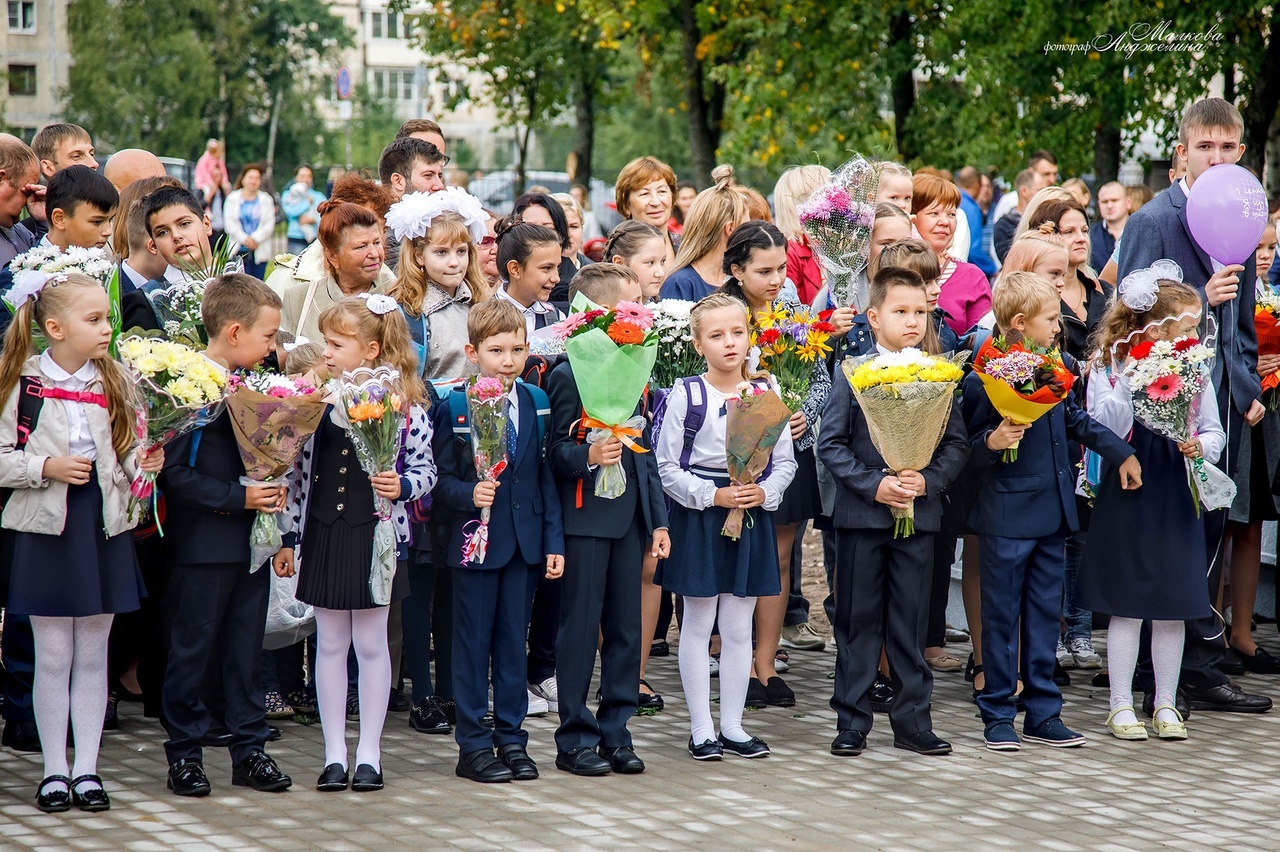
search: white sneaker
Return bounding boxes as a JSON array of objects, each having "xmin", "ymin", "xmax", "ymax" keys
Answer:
[
  {"xmin": 1068, "ymin": 636, "xmax": 1102, "ymax": 669},
  {"xmin": 526, "ymin": 688, "xmax": 549, "ymax": 717},
  {"xmin": 1055, "ymin": 636, "xmax": 1075, "ymax": 669},
  {"xmin": 529, "ymin": 677, "xmax": 559, "ymax": 713}
]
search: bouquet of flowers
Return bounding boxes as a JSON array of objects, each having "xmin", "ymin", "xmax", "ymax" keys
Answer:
[
  {"xmin": 334, "ymin": 366, "xmax": 407, "ymax": 605},
  {"xmin": 798, "ymin": 155, "xmax": 878, "ymax": 310},
  {"xmin": 117, "ymin": 336, "xmax": 229, "ymax": 528},
  {"xmin": 754, "ymin": 304, "xmax": 835, "ymax": 411},
  {"xmin": 972, "ymin": 335, "xmax": 1075, "ymax": 462},
  {"xmin": 460, "ymin": 376, "xmax": 510, "ymax": 565},
  {"xmin": 147, "ymin": 237, "xmax": 243, "ymax": 350},
  {"xmin": 844, "ymin": 349, "xmax": 966, "ymax": 536},
  {"xmin": 552, "ymin": 296, "xmax": 659, "ymax": 498},
  {"xmin": 6, "ymin": 245, "xmax": 121, "ymax": 353},
  {"xmin": 650, "ymin": 299, "xmax": 704, "ymax": 390},
  {"xmin": 1124, "ymin": 336, "xmax": 1234, "ymax": 514},
  {"xmin": 723, "ymin": 382, "xmax": 793, "ymax": 539},
  {"xmin": 1255, "ymin": 286, "xmax": 1280, "ymax": 409},
  {"xmin": 226, "ymin": 369, "xmax": 328, "ymax": 571}
]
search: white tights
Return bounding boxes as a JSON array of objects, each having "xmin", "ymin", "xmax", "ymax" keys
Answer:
[
  {"xmin": 1107, "ymin": 616, "xmax": 1184, "ymax": 726},
  {"xmin": 313, "ymin": 606, "xmax": 391, "ymax": 770},
  {"xmin": 679, "ymin": 594, "xmax": 757, "ymax": 744},
  {"xmin": 31, "ymin": 615, "xmax": 113, "ymax": 793}
]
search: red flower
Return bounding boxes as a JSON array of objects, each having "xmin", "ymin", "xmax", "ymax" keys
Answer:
[
  {"xmin": 1173, "ymin": 337, "xmax": 1200, "ymax": 352},
  {"xmin": 758, "ymin": 328, "xmax": 782, "ymax": 345},
  {"xmin": 581, "ymin": 309, "xmax": 608, "ymax": 323},
  {"xmin": 1129, "ymin": 341, "xmax": 1155, "ymax": 360},
  {"xmin": 817, "ymin": 308, "xmax": 835, "ymax": 322},
  {"xmin": 811, "ymin": 321, "xmax": 836, "ymax": 334}
]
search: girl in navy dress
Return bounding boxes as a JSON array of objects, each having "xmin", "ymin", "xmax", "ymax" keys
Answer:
[
  {"xmin": 0, "ymin": 272, "xmax": 163, "ymax": 812},
  {"xmin": 1077, "ymin": 271, "xmax": 1221, "ymax": 742},
  {"xmin": 273, "ymin": 295, "xmax": 436, "ymax": 792},
  {"xmin": 656, "ymin": 293, "xmax": 796, "ymax": 760}
]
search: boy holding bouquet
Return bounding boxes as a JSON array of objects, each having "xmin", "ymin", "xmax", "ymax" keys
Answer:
[
  {"xmin": 962, "ymin": 273, "xmax": 1141, "ymax": 751},
  {"xmin": 431, "ymin": 300, "xmax": 564, "ymax": 784},
  {"xmin": 817, "ymin": 268, "xmax": 969, "ymax": 758}
]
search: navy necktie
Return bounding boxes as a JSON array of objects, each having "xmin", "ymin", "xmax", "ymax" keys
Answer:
[{"xmin": 506, "ymin": 397, "xmax": 518, "ymax": 461}]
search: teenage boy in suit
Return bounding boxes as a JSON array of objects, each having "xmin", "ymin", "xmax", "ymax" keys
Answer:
[
  {"xmin": 818, "ymin": 268, "xmax": 970, "ymax": 758},
  {"xmin": 963, "ymin": 272, "xmax": 1141, "ymax": 751},
  {"xmin": 547, "ymin": 264, "xmax": 670, "ymax": 777},
  {"xmin": 432, "ymin": 299, "xmax": 565, "ymax": 784},
  {"xmin": 1117, "ymin": 97, "xmax": 1272, "ymax": 714},
  {"xmin": 159, "ymin": 274, "xmax": 292, "ymax": 796}
]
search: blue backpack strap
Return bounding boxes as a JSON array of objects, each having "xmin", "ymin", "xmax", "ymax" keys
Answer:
[
  {"xmin": 187, "ymin": 429, "xmax": 203, "ymax": 467},
  {"xmin": 680, "ymin": 375, "xmax": 708, "ymax": 470},
  {"xmin": 400, "ymin": 305, "xmax": 431, "ymax": 378},
  {"xmin": 447, "ymin": 386, "xmax": 470, "ymax": 439}
]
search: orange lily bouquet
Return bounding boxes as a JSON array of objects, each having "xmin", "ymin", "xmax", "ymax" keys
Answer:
[
  {"xmin": 552, "ymin": 295, "xmax": 659, "ymax": 499},
  {"xmin": 753, "ymin": 304, "xmax": 835, "ymax": 411},
  {"xmin": 1256, "ymin": 287, "xmax": 1280, "ymax": 408},
  {"xmin": 335, "ymin": 365, "xmax": 406, "ymax": 605},
  {"xmin": 972, "ymin": 335, "xmax": 1075, "ymax": 462}
]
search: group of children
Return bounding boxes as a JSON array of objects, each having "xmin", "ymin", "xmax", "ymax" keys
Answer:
[{"xmin": 1, "ymin": 96, "xmax": 1275, "ymax": 814}]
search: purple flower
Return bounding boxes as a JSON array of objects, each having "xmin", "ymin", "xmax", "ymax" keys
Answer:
[{"xmin": 366, "ymin": 384, "xmax": 385, "ymax": 401}]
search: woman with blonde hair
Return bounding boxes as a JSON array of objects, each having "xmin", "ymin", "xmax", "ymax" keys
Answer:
[
  {"xmin": 659, "ymin": 166, "xmax": 751, "ymax": 301},
  {"xmin": 773, "ymin": 165, "xmax": 831, "ymax": 305}
]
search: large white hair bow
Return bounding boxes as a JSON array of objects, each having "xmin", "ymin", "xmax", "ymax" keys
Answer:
[
  {"xmin": 385, "ymin": 186, "xmax": 487, "ymax": 245},
  {"xmin": 1118, "ymin": 259, "xmax": 1182, "ymax": 312},
  {"xmin": 6, "ymin": 270, "xmax": 61, "ymax": 309}
]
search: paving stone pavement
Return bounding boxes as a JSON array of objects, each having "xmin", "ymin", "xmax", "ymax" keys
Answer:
[{"xmin": 4, "ymin": 631, "xmax": 1280, "ymax": 850}]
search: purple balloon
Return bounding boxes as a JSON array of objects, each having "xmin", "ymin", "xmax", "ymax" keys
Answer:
[{"xmin": 1185, "ymin": 163, "xmax": 1269, "ymax": 265}]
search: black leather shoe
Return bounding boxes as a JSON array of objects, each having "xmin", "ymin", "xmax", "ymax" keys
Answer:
[
  {"xmin": 718, "ymin": 734, "xmax": 770, "ymax": 758},
  {"xmin": 2, "ymin": 719, "xmax": 40, "ymax": 752},
  {"xmin": 388, "ymin": 689, "xmax": 411, "ymax": 713},
  {"xmin": 498, "ymin": 744, "xmax": 539, "ymax": 780},
  {"xmin": 231, "ymin": 751, "xmax": 292, "ymax": 792},
  {"xmin": 650, "ymin": 639, "xmax": 670, "ymax": 657},
  {"xmin": 351, "ymin": 763, "xmax": 383, "ymax": 791},
  {"xmin": 1216, "ymin": 654, "xmax": 1246, "ymax": 676},
  {"xmin": 1232, "ymin": 646, "xmax": 1280, "ymax": 674},
  {"xmin": 1181, "ymin": 681, "xmax": 1273, "ymax": 713},
  {"xmin": 316, "ymin": 763, "xmax": 349, "ymax": 792},
  {"xmin": 1142, "ymin": 689, "xmax": 1191, "ymax": 720},
  {"xmin": 438, "ymin": 697, "xmax": 457, "ymax": 725},
  {"xmin": 637, "ymin": 679, "xmax": 665, "ymax": 713},
  {"xmin": 687, "ymin": 737, "xmax": 723, "ymax": 761},
  {"xmin": 266, "ymin": 725, "xmax": 281, "ymax": 742},
  {"xmin": 70, "ymin": 775, "xmax": 111, "ymax": 812},
  {"xmin": 103, "ymin": 693, "xmax": 119, "ymax": 731},
  {"xmin": 964, "ymin": 655, "xmax": 979, "ymax": 684},
  {"xmin": 35, "ymin": 775, "xmax": 72, "ymax": 813},
  {"xmin": 409, "ymin": 697, "xmax": 453, "ymax": 734},
  {"xmin": 763, "ymin": 676, "xmax": 795, "ymax": 707},
  {"xmin": 831, "ymin": 729, "xmax": 867, "ymax": 756},
  {"xmin": 599, "ymin": 745, "xmax": 645, "ymax": 773},
  {"xmin": 456, "ymin": 749, "xmax": 514, "ymax": 783},
  {"xmin": 745, "ymin": 677, "xmax": 768, "ymax": 709},
  {"xmin": 893, "ymin": 730, "xmax": 953, "ymax": 756},
  {"xmin": 868, "ymin": 674, "xmax": 895, "ymax": 713},
  {"xmin": 556, "ymin": 747, "xmax": 613, "ymax": 775},
  {"xmin": 1052, "ymin": 661, "xmax": 1071, "ymax": 686},
  {"xmin": 201, "ymin": 728, "xmax": 233, "ymax": 748},
  {"xmin": 167, "ymin": 759, "xmax": 211, "ymax": 797}
]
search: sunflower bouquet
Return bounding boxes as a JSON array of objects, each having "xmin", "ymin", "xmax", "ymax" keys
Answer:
[
  {"xmin": 552, "ymin": 297, "xmax": 659, "ymax": 498},
  {"xmin": 753, "ymin": 303, "xmax": 835, "ymax": 411}
]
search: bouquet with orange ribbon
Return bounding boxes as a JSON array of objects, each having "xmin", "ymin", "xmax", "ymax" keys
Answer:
[
  {"xmin": 972, "ymin": 334, "xmax": 1075, "ymax": 462},
  {"xmin": 1256, "ymin": 287, "xmax": 1280, "ymax": 408},
  {"xmin": 553, "ymin": 295, "xmax": 659, "ymax": 498}
]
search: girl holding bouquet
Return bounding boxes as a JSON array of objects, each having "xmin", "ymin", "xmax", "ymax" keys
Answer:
[
  {"xmin": 273, "ymin": 296, "xmax": 436, "ymax": 791},
  {"xmin": 1077, "ymin": 272, "xmax": 1221, "ymax": 741},
  {"xmin": 0, "ymin": 272, "xmax": 163, "ymax": 812},
  {"xmin": 656, "ymin": 293, "xmax": 796, "ymax": 759},
  {"xmin": 719, "ymin": 221, "xmax": 830, "ymax": 708}
]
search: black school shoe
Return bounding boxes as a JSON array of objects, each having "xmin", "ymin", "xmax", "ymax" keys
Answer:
[
  {"xmin": 351, "ymin": 763, "xmax": 383, "ymax": 792},
  {"xmin": 763, "ymin": 677, "xmax": 795, "ymax": 708},
  {"xmin": 868, "ymin": 674, "xmax": 895, "ymax": 713},
  {"xmin": 70, "ymin": 775, "xmax": 111, "ymax": 812},
  {"xmin": 718, "ymin": 734, "xmax": 770, "ymax": 758},
  {"xmin": 167, "ymin": 759, "xmax": 211, "ymax": 797},
  {"xmin": 316, "ymin": 763, "xmax": 349, "ymax": 792},
  {"xmin": 745, "ymin": 678, "xmax": 768, "ymax": 710},
  {"xmin": 498, "ymin": 744, "xmax": 539, "ymax": 780},
  {"xmin": 231, "ymin": 751, "xmax": 292, "ymax": 792},
  {"xmin": 687, "ymin": 737, "xmax": 723, "ymax": 761},
  {"xmin": 35, "ymin": 775, "xmax": 72, "ymax": 813},
  {"xmin": 409, "ymin": 697, "xmax": 453, "ymax": 734},
  {"xmin": 458, "ymin": 749, "xmax": 514, "ymax": 783}
]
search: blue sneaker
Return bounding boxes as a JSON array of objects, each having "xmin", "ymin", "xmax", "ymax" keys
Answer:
[
  {"xmin": 1023, "ymin": 716, "xmax": 1086, "ymax": 748},
  {"xmin": 983, "ymin": 721, "xmax": 1021, "ymax": 751}
]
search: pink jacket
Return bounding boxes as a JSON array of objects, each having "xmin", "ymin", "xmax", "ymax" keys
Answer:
[{"xmin": 937, "ymin": 260, "xmax": 992, "ymax": 335}]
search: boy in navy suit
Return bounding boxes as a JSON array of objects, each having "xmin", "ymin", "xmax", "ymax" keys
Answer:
[
  {"xmin": 818, "ymin": 268, "xmax": 970, "ymax": 758},
  {"xmin": 963, "ymin": 273, "xmax": 1141, "ymax": 751},
  {"xmin": 547, "ymin": 264, "xmax": 669, "ymax": 777},
  {"xmin": 432, "ymin": 299, "xmax": 565, "ymax": 784},
  {"xmin": 159, "ymin": 274, "xmax": 292, "ymax": 796}
]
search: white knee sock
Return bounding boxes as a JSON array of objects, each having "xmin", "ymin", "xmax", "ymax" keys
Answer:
[
  {"xmin": 715, "ymin": 594, "xmax": 757, "ymax": 743},
  {"xmin": 1106, "ymin": 616, "xmax": 1142, "ymax": 726},
  {"xmin": 350, "ymin": 607, "xmax": 391, "ymax": 770},
  {"xmin": 313, "ymin": 608, "xmax": 353, "ymax": 769},
  {"xmin": 31, "ymin": 617, "xmax": 74, "ymax": 792},
  {"xmin": 678, "ymin": 596, "xmax": 717, "ymax": 745},
  {"xmin": 1151, "ymin": 620, "xmax": 1185, "ymax": 724},
  {"xmin": 69, "ymin": 615, "xmax": 113, "ymax": 790}
]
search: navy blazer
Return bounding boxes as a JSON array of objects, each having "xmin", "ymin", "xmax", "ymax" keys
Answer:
[
  {"xmin": 156, "ymin": 409, "xmax": 254, "ymax": 565},
  {"xmin": 1117, "ymin": 182, "xmax": 1260, "ymax": 417},
  {"xmin": 836, "ymin": 311, "xmax": 960, "ymax": 364},
  {"xmin": 817, "ymin": 367, "xmax": 969, "ymax": 532},
  {"xmin": 431, "ymin": 383, "xmax": 565, "ymax": 569},
  {"xmin": 546, "ymin": 361, "xmax": 667, "ymax": 539},
  {"xmin": 961, "ymin": 370, "xmax": 1133, "ymax": 539}
]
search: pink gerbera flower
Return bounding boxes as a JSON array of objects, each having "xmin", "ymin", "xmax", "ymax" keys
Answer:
[
  {"xmin": 613, "ymin": 301, "xmax": 655, "ymax": 331},
  {"xmin": 552, "ymin": 312, "xmax": 589, "ymax": 340},
  {"xmin": 1146, "ymin": 373, "xmax": 1183, "ymax": 402}
]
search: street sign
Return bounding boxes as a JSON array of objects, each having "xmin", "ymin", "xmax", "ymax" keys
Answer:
[{"xmin": 336, "ymin": 66, "xmax": 352, "ymax": 101}]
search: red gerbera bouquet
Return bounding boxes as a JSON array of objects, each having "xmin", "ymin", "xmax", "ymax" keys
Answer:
[
  {"xmin": 1255, "ymin": 287, "xmax": 1280, "ymax": 408},
  {"xmin": 972, "ymin": 335, "xmax": 1075, "ymax": 461}
]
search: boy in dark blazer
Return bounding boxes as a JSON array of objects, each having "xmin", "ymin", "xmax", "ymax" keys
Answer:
[
  {"xmin": 1117, "ymin": 97, "xmax": 1271, "ymax": 714},
  {"xmin": 431, "ymin": 300, "xmax": 565, "ymax": 784},
  {"xmin": 818, "ymin": 268, "xmax": 970, "ymax": 758},
  {"xmin": 962, "ymin": 273, "xmax": 1140, "ymax": 752},
  {"xmin": 547, "ymin": 265, "xmax": 669, "ymax": 777},
  {"xmin": 158, "ymin": 275, "xmax": 292, "ymax": 796}
]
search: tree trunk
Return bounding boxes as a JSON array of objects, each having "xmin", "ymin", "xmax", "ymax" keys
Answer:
[
  {"xmin": 217, "ymin": 71, "xmax": 228, "ymax": 144},
  {"xmin": 514, "ymin": 82, "xmax": 537, "ymax": 197},
  {"xmin": 1240, "ymin": 19, "xmax": 1280, "ymax": 180},
  {"xmin": 681, "ymin": 0, "xmax": 717, "ymax": 184},
  {"xmin": 887, "ymin": 8, "xmax": 917, "ymax": 161},
  {"xmin": 265, "ymin": 82, "xmax": 284, "ymax": 183},
  {"xmin": 1093, "ymin": 121, "xmax": 1121, "ymax": 184},
  {"xmin": 570, "ymin": 66, "xmax": 594, "ymax": 187}
]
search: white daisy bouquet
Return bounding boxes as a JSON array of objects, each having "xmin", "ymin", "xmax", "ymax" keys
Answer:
[
  {"xmin": 6, "ymin": 245, "xmax": 121, "ymax": 352},
  {"xmin": 650, "ymin": 299, "xmax": 704, "ymax": 390}
]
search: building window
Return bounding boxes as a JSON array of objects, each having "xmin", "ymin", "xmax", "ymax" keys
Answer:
[
  {"xmin": 7, "ymin": 1, "xmax": 36, "ymax": 32},
  {"xmin": 7, "ymin": 64, "xmax": 36, "ymax": 96},
  {"xmin": 387, "ymin": 12, "xmax": 398, "ymax": 38},
  {"xmin": 370, "ymin": 11, "xmax": 382, "ymax": 38},
  {"xmin": 404, "ymin": 17, "xmax": 414, "ymax": 40}
]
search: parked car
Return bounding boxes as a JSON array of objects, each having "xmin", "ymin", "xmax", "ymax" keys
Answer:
[{"xmin": 469, "ymin": 170, "xmax": 621, "ymax": 233}]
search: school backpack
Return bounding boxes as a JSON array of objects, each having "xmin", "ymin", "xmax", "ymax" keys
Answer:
[
  {"xmin": 519, "ymin": 353, "xmax": 565, "ymax": 391},
  {"xmin": 0, "ymin": 377, "xmax": 46, "ymax": 511},
  {"xmin": 447, "ymin": 380, "xmax": 551, "ymax": 462},
  {"xmin": 652, "ymin": 375, "xmax": 775, "ymax": 473}
]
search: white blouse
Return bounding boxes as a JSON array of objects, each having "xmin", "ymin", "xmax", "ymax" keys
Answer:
[
  {"xmin": 656, "ymin": 375, "xmax": 797, "ymax": 511},
  {"xmin": 1087, "ymin": 366, "xmax": 1225, "ymax": 464},
  {"xmin": 39, "ymin": 351, "xmax": 99, "ymax": 461}
]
